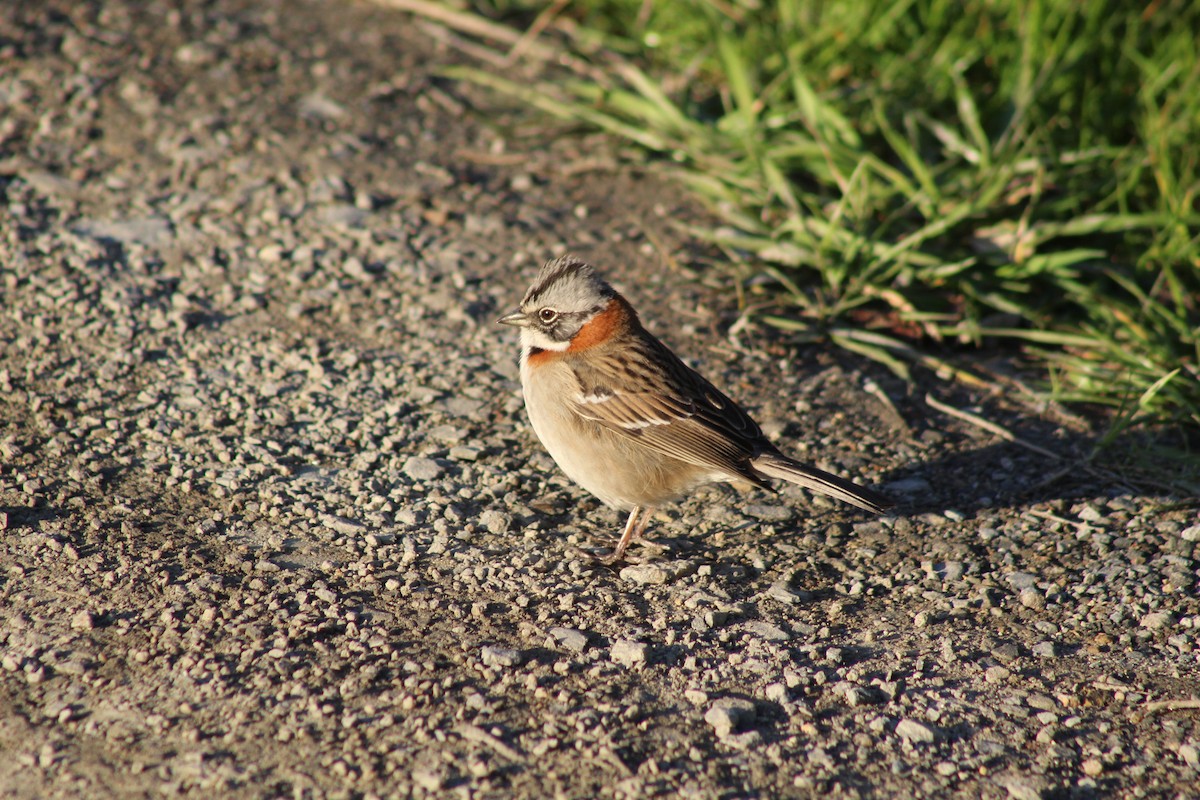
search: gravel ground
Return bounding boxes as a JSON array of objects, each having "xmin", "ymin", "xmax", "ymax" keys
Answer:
[{"xmin": 2, "ymin": 1, "xmax": 1199, "ymax": 798}]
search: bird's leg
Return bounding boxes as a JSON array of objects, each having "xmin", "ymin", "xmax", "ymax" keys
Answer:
[{"xmin": 603, "ymin": 506, "xmax": 654, "ymax": 564}]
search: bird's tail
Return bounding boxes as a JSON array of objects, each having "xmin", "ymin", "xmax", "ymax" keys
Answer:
[{"xmin": 751, "ymin": 453, "xmax": 892, "ymax": 514}]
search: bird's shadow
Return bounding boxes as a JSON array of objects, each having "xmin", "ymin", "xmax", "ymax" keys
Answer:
[{"xmin": 873, "ymin": 422, "xmax": 1196, "ymax": 518}]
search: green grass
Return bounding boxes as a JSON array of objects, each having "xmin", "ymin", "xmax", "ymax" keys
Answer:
[{"xmin": 445, "ymin": 0, "xmax": 1200, "ymax": 440}]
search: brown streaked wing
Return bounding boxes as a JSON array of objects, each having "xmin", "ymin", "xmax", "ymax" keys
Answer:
[{"xmin": 568, "ymin": 334, "xmax": 769, "ymax": 474}]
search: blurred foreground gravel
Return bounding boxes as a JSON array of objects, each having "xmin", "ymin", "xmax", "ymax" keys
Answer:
[{"xmin": 1, "ymin": 1, "xmax": 1198, "ymax": 798}]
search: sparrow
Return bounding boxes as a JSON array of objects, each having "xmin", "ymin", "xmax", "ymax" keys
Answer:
[{"xmin": 498, "ymin": 256, "xmax": 892, "ymax": 562}]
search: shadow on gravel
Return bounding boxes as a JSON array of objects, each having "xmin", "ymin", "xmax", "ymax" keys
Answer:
[
  {"xmin": 880, "ymin": 431, "xmax": 1161, "ymax": 518},
  {"xmin": 0, "ymin": 504, "xmax": 62, "ymax": 530}
]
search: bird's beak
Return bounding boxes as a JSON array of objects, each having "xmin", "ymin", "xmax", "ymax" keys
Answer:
[{"xmin": 496, "ymin": 310, "xmax": 530, "ymax": 328}]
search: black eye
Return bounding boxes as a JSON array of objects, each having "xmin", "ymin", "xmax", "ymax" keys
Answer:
[{"xmin": 538, "ymin": 308, "xmax": 559, "ymax": 324}]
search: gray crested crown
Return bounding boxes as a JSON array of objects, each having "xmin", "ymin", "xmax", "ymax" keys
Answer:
[{"xmin": 522, "ymin": 256, "xmax": 616, "ymax": 313}]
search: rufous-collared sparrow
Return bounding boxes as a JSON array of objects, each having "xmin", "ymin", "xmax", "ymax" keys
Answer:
[{"xmin": 499, "ymin": 256, "xmax": 892, "ymax": 562}]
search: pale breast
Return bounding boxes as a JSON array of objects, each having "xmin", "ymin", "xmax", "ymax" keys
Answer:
[{"xmin": 520, "ymin": 356, "xmax": 713, "ymax": 510}]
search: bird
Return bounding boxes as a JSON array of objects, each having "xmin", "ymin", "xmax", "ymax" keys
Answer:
[{"xmin": 497, "ymin": 255, "xmax": 892, "ymax": 563}]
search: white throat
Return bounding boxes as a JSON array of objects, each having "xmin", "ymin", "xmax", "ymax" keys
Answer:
[{"xmin": 520, "ymin": 327, "xmax": 571, "ymax": 353}]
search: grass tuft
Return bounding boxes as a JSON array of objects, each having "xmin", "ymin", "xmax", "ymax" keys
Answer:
[{"xmin": 447, "ymin": 0, "xmax": 1200, "ymax": 438}]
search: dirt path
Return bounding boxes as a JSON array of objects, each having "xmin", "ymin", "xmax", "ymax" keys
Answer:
[{"xmin": 1, "ymin": 1, "xmax": 1197, "ymax": 797}]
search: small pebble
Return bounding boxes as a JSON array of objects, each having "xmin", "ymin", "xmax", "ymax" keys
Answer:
[
  {"xmin": 547, "ymin": 627, "xmax": 588, "ymax": 653},
  {"xmin": 763, "ymin": 682, "xmax": 789, "ymax": 704},
  {"xmin": 844, "ymin": 686, "xmax": 882, "ymax": 707},
  {"xmin": 449, "ymin": 445, "xmax": 481, "ymax": 461},
  {"xmin": 895, "ymin": 719, "xmax": 937, "ymax": 744},
  {"xmin": 744, "ymin": 621, "xmax": 790, "ymax": 642},
  {"xmin": 744, "ymin": 504, "xmax": 792, "ymax": 522},
  {"xmin": 480, "ymin": 646, "xmax": 523, "ymax": 668},
  {"xmin": 1027, "ymin": 694, "xmax": 1057, "ymax": 711},
  {"xmin": 1019, "ymin": 587, "xmax": 1045, "ymax": 610},
  {"xmin": 610, "ymin": 639, "xmax": 648, "ymax": 667},
  {"xmin": 999, "ymin": 774, "xmax": 1047, "ymax": 800},
  {"xmin": 479, "ymin": 510, "xmax": 512, "ymax": 535},
  {"xmin": 411, "ymin": 766, "xmax": 443, "ymax": 792},
  {"xmin": 620, "ymin": 564, "xmax": 670, "ymax": 585},
  {"xmin": 704, "ymin": 698, "xmax": 756, "ymax": 739},
  {"xmin": 1035, "ymin": 724, "xmax": 1057, "ymax": 744},
  {"xmin": 985, "ymin": 666, "xmax": 1011, "ymax": 684},
  {"xmin": 1031, "ymin": 641, "xmax": 1059, "ymax": 658},
  {"xmin": 1006, "ymin": 572, "xmax": 1039, "ymax": 590},
  {"xmin": 70, "ymin": 610, "xmax": 96, "ymax": 631},
  {"xmin": 401, "ymin": 457, "xmax": 443, "ymax": 481},
  {"xmin": 992, "ymin": 643, "xmax": 1020, "ymax": 662},
  {"xmin": 763, "ymin": 581, "xmax": 803, "ymax": 604},
  {"xmin": 1140, "ymin": 611, "xmax": 1173, "ymax": 630}
]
